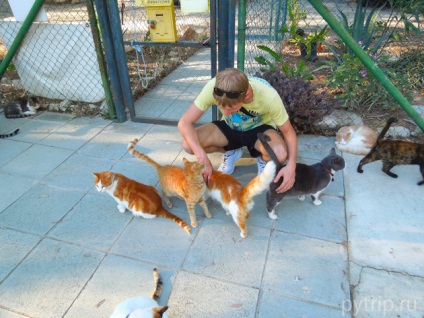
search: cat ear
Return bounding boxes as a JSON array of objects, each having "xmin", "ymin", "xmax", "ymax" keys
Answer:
[
  {"xmin": 153, "ymin": 306, "xmax": 168, "ymax": 315},
  {"xmin": 182, "ymin": 157, "xmax": 188, "ymax": 164},
  {"xmin": 330, "ymin": 148, "xmax": 336, "ymax": 154}
]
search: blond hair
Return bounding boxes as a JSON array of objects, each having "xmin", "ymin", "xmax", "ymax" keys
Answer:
[{"xmin": 213, "ymin": 68, "xmax": 249, "ymax": 107}]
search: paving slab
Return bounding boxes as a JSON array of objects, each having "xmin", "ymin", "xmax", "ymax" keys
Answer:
[
  {"xmin": 352, "ymin": 267, "xmax": 424, "ymax": 318},
  {"xmin": 0, "ymin": 174, "xmax": 36, "ymax": 212},
  {"xmin": 0, "ymin": 238, "xmax": 104, "ymax": 318},
  {"xmin": 0, "ymin": 184, "xmax": 85, "ymax": 235},
  {"xmin": 263, "ymin": 231, "xmax": 350, "ymax": 310},
  {"xmin": 182, "ymin": 217, "xmax": 271, "ymax": 288},
  {"xmin": 0, "ymin": 143, "xmax": 73, "ymax": 180},
  {"xmin": 167, "ymin": 271, "xmax": 259, "ymax": 318}
]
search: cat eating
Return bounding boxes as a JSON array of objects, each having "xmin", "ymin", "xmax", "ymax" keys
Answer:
[
  {"xmin": 205, "ymin": 160, "xmax": 276, "ymax": 238},
  {"xmin": 357, "ymin": 117, "xmax": 424, "ymax": 185},
  {"xmin": 258, "ymin": 133, "xmax": 346, "ymax": 220},
  {"xmin": 93, "ymin": 171, "xmax": 191, "ymax": 234},
  {"xmin": 3, "ymin": 96, "xmax": 39, "ymax": 118},
  {"xmin": 335, "ymin": 124, "xmax": 378, "ymax": 155},
  {"xmin": 109, "ymin": 267, "xmax": 169, "ymax": 318},
  {"xmin": 128, "ymin": 138, "xmax": 211, "ymax": 228}
]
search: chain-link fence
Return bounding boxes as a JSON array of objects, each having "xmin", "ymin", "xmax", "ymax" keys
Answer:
[
  {"xmin": 120, "ymin": 0, "xmax": 210, "ymax": 101},
  {"xmin": 0, "ymin": 0, "xmax": 106, "ymax": 115},
  {"xmin": 242, "ymin": 0, "xmax": 424, "ymax": 140},
  {"xmin": 0, "ymin": 0, "xmax": 210, "ymax": 117},
  {"xmin": 1, "ymin": 0, "xmax": 423, "ymax": 140}
]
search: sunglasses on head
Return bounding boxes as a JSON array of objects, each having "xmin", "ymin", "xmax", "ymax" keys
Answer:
[{"xmin": 213, "ymin": 87, "xmax": 245, "ymax": 99}]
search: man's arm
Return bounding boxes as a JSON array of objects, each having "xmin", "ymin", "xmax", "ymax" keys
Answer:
[
  {"xmin": 178, "ymin": 103, "xmax": 213, "ymax": 178},
  {"xmin": 275, "ymin": 120, "xmax": 297, "ymax": 193}
]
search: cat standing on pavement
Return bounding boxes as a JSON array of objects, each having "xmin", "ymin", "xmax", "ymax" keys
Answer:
[
  {"xmin": 110, "ymin": 267, "xmax": 169, "ymax": 318},
  {"xmin": 3, "ymin": 96, "xmax": 39, "ymax": 118},
  {"xmin": 357, "ymin": 117, "xmax": 424, "ymax": 185},
  {"xmin": 335, "ymin": 124, "xmax": 378, "ymax": 155},
  {"xmin": 258, "ymin": 133, "xmax": 345, "ymax": 220},
  {"xmin": 206, "ymin": 160, "xmax": 276, "ymax": 238},
  {"xmin": 93, "ymin": 171, "xmax": 191, "ymax": 234},
  {"xmin": 128, "ymin": 138, "xmax": 211, "ymax": 228}
]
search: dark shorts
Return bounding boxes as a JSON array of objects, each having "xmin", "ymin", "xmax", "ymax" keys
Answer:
[{"xmin": 212, "ymin": 121, "xmax": 277, "ymax": 158}]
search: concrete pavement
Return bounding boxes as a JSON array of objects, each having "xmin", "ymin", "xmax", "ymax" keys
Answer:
[{"xmin": 1, "ymin": 111, "xmax": 422, "ymax": 318}]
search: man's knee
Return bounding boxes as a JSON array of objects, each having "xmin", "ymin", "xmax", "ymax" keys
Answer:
[{"xmin": 182, "ymin": 140, "xmax": 194, "ymax": 154}]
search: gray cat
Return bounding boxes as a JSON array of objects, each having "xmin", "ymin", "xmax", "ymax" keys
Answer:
[
  {"xmin": 258, "ymin": 133, "xmax": 346, "ymax": 220},
  {"xmin": 3, "ymin": 96, "xmax": 39, "ymax": 118}
]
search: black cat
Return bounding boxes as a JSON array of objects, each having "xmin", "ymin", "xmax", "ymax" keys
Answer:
[
  {"xmin": 0, "ymin": 129, "xmax": 19, "ymax": 139},
  {"xmin": 357, "ymin": 117, "xmax": 424, "ymax": 185},
  {"xmin": 258, "ymin": 133, "xmax": 346, "ymax": 220},
  {"xmin": 3, "ymin": 96, "xmax": 39, "ymax": 119}
]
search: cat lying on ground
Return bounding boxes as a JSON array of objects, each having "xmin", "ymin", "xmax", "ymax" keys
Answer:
[
  {"xmin": 93, "ymin": 171, "xmax": 191, "ymax": 234},
  {"xmin": 3, "ymin": 96, "xmax": 39, "ymax": 118},
  {"xmin": 357, "ymin": 117, "xmax": 424, "ymax": 185},
  {"xmin": 335, "ymin": 124, "xmax": 378, "ymax": 155},
  {"xmin": 258, "ymin": 133, "xmax": 346, "ymax": 220},
  {"xmin": 110, "ymin": 267, "xmax": 168, "ymax": 318},
  {"xmin": 128, "ymin": 138, "xmax": 210, "ymax": 228}
]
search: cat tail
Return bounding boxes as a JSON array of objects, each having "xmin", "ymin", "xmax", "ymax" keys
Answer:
[
  {"xmin": 241, "ymin": 161, "xmax": 276, "ymax": 201},
  {"xmin": 376, "ymin": 117, "xmax": 397, "ymax": 144},
  {"xmin": 151, "ymin": 268, "xmax": 164, "ymax": 300},
  {"xmin": 158, "ymin": 207, "xmax": 191, "ymax": 234},
  {"xmin": 0, "ymin": 129, "xmax": 19, "ymax": 138},
  {"xmin": 128, "ymin": 138, "xmax": 162, "ymax": 171}
]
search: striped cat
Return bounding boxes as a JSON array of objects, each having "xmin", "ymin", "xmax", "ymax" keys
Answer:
[
  {"xmin": 357, "ymin": 117, "xmax": 424, "ymax": 185},
  {"xmin": 128, "ymin": 138, "xmax": 211, "ymax": 228},
  {"xmin": 0, "ymin": 129, "xmax": 19, "ymax": 139},
  {"xmin": 206, "ymin": 160, "xmax": 276, "ymax": 238},
  {"xmin": 110, "ymin": 267, "xmax": 168, "ymax": 318},
  {"xmin": 93, "ymin": 171, "xmax": 190, "ymax": 234}
]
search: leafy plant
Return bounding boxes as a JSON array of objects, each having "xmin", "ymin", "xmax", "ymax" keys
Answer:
[
  {"xmin": 326, "ymin": 51, "xmax": 413, "ymax": 110},
  {"xmin": 255, "ymin": 45, "xmax": 315, "ymax": 80},
  {"xmin": 256, "ymin": 71, "xmax": 340, "ymax": 133},
  {"xmin": 389, "ymin": 48, "xmax": 424, "ymax": 90}
]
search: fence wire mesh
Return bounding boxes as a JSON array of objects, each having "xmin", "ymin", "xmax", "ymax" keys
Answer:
[
  {"xmin": 0, "ymin": 0, "xmax": 423, "ymax": 140},
  {"xmin": 120, "ymin": 0, "xmax": 210, "ymax": 101},
  {"xmin": 0, "ymin": 0, "xmax": 106, "ymax": 116},
  {"xmin": 243, "ymin": 0, "xmax": 424, "ymax": 140}
]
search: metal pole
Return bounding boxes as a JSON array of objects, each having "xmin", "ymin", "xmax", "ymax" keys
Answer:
[
  {"xmin": 228, "ymin": 0, "xmax": 236, "ymax": 68},
  {"xmin": 210, "ymin": 0, "xmax": 218, "ymax": 121},
  {"xmin": 308, "ymin": 0, "xmax": 424, "ymax": 132},
  {"xmin": 0, "ymin": 0, "xmax": 45, "ymax": 80},
  {"xmin": 106, "ymin": 0, "xmax": 134, "ymax": 120},
  {"xmin": 237, "ymin": 0, "xmax": 246, "ymax": 72},
  {"xmin": 86, "ymin": 0, "xmax": 116, "ymax": 120},
  {"xmin": 94, "ymin": 0, "xmax": 127, "ymax": 122}
]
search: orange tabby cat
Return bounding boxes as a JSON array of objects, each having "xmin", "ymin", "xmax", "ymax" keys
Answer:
[
  {"xmin": 93, "ymin": 171, "xmax": 190, "ymax": 234},
  {"xmin": 335, "ymin": 124, "xmax": 378, "ymax": 155},
  {"xmin": 206, "ymin": 160, "xmax": 276, "ymax": 238},
  {"xmin": 128, "ymin": 138, "xmax": 211, "ymax": 228}
]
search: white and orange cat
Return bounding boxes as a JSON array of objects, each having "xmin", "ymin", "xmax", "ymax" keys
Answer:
[
  {"xmin": 128, "ymin": 138, "xmax": 210, "ymax": 228},
  {"xmin": 110, "ymin": 267, "xmax": 168, "ymax": 318},
  {"xmin": 335, "ymin": 124, "xmax": 378, "ymax": 155},
  {"xmin": 93, "ymin": 171, "xmax": 191, "ymax": 234},
  {"xmin": 206, "ymin": 160, "xmax": 276, "ymax": 238}
]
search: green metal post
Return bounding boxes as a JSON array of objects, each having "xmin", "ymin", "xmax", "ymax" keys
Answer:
[
  {"xmin": 308, "ymin": 0, "xmax": 424, "ymax": 132},
  {"xmin": 86, "ymin": 0, "xmax": 116, "ymax": 120},
  {"xmin": 0, "ymin": 0, "xmax": 45, "ymax": 80},
  {"xmin": 237, "ymin": 0, "xmax": 246, "ymax": 71}
]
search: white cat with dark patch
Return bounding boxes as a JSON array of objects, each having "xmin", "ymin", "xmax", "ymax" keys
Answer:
[
  {"xmin": 110, "ymin": 268, "xmax": 168, "ymax": 318},
  {"xmin": 335, "ymin": 124, "xmax": 378, "ymax": 155}
]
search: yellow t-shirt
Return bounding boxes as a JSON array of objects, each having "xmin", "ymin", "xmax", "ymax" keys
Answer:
[{"xmin": 194, "ymin": 76, "xmax": 289, "ymax": 131}]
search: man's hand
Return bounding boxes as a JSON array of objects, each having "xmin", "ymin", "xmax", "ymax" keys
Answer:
[
  {"xmin": 274, "ymin": 164, "xmax": 295, "ymax": 193},
  {"xmin": 202, "ymin": 162, "xmax": 213, "ymax": 185}
]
